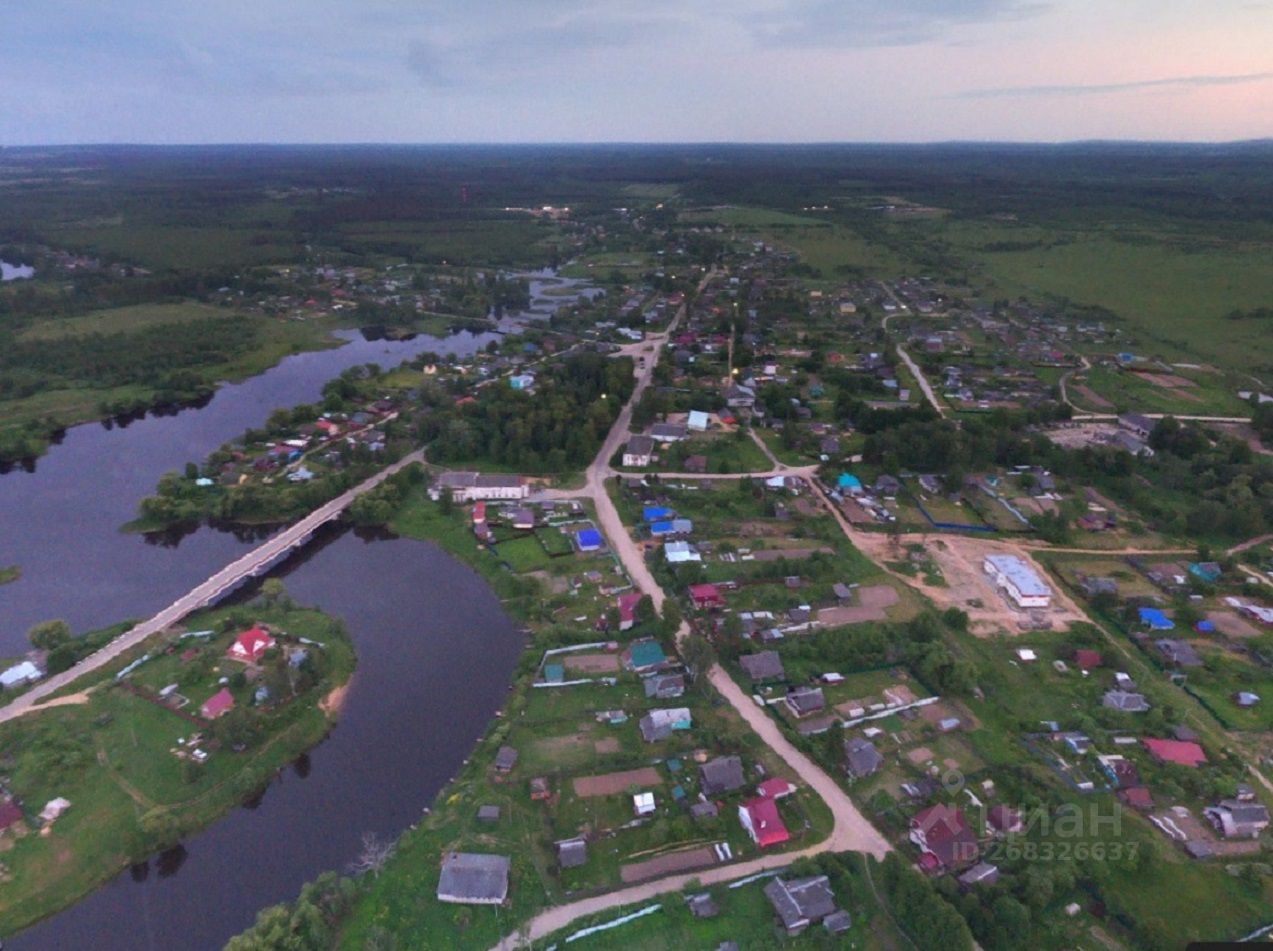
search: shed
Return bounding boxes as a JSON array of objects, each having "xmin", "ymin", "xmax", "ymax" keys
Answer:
[{"xmin": 556, "ymin": 837, "xmax": 588, "ymax": 869}]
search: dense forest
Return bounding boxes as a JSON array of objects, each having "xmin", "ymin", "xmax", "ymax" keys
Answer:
[{"xmin": 421, "ymin": 352, "xmax": 635, "ymax": 472}]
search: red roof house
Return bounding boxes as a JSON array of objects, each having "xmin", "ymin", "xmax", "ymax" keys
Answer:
[
  {"xmin": 201, "ymin": 687, "xmax": 235, "ymax": 720},
  {"xmin": 227, "ymin": 626, "xmax": 275, "ymax": 664},
  {"xmin": 688, "ymin": 583, "xmax": 724, "ymax": 610},
  {"xmin": 1074, "ymin": 649, "xmax": 1102, "ymax": 671},
  {"xmin": 1143, "ymin": 738, "xmax": 1207, "ymax": 768},
  {"xmin": 756, "ymin": 778, "xmax": 797, "ymax": 800},
  {"xmin": 909, "ymin": 804, "xmax": 978, "ymax": 871},
  {"xmin": 738, "ymin": 796, "xmax": 790, "ymax": 848},
  {"xmin": 617, "ymin": 592, "xmax": 643, "ymax": 631}
]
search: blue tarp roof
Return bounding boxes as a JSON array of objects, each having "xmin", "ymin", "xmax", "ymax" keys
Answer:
[
  {"xmin": 837, "ymin": 473, "xmax": 861, "ymax": 489},
  {"xmin": 643, "ymin": 506, "xmax": 674, "ymax": 522},
  {"xmin": 650, "ymin": 521, "xmax": 675, "ymax": 535},
  {"xmin": 575, "ymin": 528, "xmax": 603, "ymax": 549},
  {"xmin": 1138, "ymin": 607, "xmax": 1175, "ymax": 630},
  {"xmin": 1195, "ymin": 620, "xmax": 1216, "ymax": 633}
]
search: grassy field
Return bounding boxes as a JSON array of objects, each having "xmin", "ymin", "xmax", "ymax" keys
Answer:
[
  {"xmin": 17, "ymin": 302, "xmax": 242, "ymax": 341},
  {"xmin": 942, "ymin": 223, "xmax": 1273, "ymax": 375},
  {"xmin": 682, "ymin": 206, "xmax": 907, "ymax": 279},
  {"xmin": 0, "ymin": 598, "xmax": 353, "ymax": 935},
  {"xmin": 43, "ymin": 223, "xmax": 298, "ymax": 271}
]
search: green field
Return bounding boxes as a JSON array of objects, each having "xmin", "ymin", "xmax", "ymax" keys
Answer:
[
  {"xmin": 18, "ymin": 301, "xmax": 244, "ymax": 341},
  {"xmin": 943, "ymin": 224, "xmax": 1273, "ymax": 374}
]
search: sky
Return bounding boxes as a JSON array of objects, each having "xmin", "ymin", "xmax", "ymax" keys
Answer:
[{"xmin": 2, "ymin": 0, "xmax": 1271, "ymax": 144}]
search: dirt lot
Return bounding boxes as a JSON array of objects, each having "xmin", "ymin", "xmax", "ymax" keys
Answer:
[
  {"xmin": 1207, "ymin": 611, "xmax": 1262, "ymax": 639},
  {"xmin": 573, "ymin": 766, "xmax": 662, "ymax": 798},
  {"xmin": 563, "ymin": 653, "xmax": 621, "ymax": 674},
  {"xmin": 851, "ymin": 533, "xmax": 1088, "ymax": 634},
  {"xmin": 620, "ymin": 845, "xmax": 720, "ymax": 883},
  {"xmin": 1043, "ymin": 422, "xmax": 1119, "ymax": 450},
  {"xmin": 817, "ymin": 584, "xmax": 899, "ymax": 627},
  {"xmin": 593, "ymin": 737, "xmax": 620, "ymax": 754}
]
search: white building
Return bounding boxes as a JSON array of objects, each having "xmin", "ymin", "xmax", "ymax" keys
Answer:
[
  {"xmin": 623, "ymin": 435, "xmax": 654, "ymax": 468},
  {"xmin": 0, "ymin": 661, "xmax": 42, "ymax": 690},
  {"xmin": 983, "ymin": 554, "xmax": 1052, "ymax": 609},
  {"xmin": 430, "ymin": 472, "xmax": 528, "ymax": 502}
]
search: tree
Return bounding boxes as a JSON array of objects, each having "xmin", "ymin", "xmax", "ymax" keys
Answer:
[
  {"xmin": 347, "ymin": 831, "xmax": 396, "ymax": 877},
  {"xmin": 681, "ymin": 634, "xmax": 717, "ymax": 681},
  {"xmin": 27, "ymin": 618, "xmax": 71, "ymax": 651},
  {"xmin": 260, "ymin": 578, "xmax": 288, "ymax": 607}
]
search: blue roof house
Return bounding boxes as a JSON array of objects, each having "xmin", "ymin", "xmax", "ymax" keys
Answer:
[
  {"xmin": 574, "ymin": 528, "xmax": 604, "ymax": 552},
  {"xmin": 1138, "ymin": 607, "xmax": 1175, "ymax": 631}
]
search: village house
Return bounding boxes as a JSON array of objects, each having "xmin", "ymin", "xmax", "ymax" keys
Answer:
[
  {"xmin": 226, "ymin": 626, "xmax": 275, "ymax": 664},
  {"xmin": 616, "ymin": 591, "xmax": 643, "ymax": 631},
  {"xmin": 784, "ymin": 686, "xmax": 826, "ymax": 719},
  {"xmin": 738, "ymin": 796, "xmax": 790, "ymax": 848},
  {"xmin": 1118, "ymin": 412, "xmax": 1154, "ymax": 440},
  {"xmin": 643, "ymin": 672, "xmax": 686, "ymax": 699},
  {"xmin": 762, "ymin": 875, "xmax": 839, "ymax": 936},
  {"xmin": 1144, "ymin": 737, "xmax": 1208, "ymax": 768},
  {"xmin": 1204, "ymin": 800, "xmax": 1270, "ymax": 839},
  {"xmin": 436, "ymin": 852, "xmax": 511, "ymax": 905},
  {"xmin": 623, "ymin": 435, "xmax": 654, "ymax": 468},
  {"xmin": 650, "ymin": 422, "xmax": 688, "ymax": 443},
  {"xmin": 201, "ymin": 687, "xmax": 235, "ymax": 720},
  {"xmin": 845, "ymin": 737, "xmax": 884, "ymax": 779},
  {"xmin": 556, "ymin": 837, "xmax": 588, "ymax": 869},
  {"xmin": 739, "ymin": 650, "xmax": 785, "ymax": 682},
  {"xmin": 622, "ymin": 638, "xmax": 668, "ymax": 673},
  {"xmin": 910, "ymin": 804, "xmax": 979, "ymax": 873},
  {"xmin": 638, "ymin": 708, "xmax": 692, "ymax": 743},
  {"xmin": 700, "ymin": 755, "xmax": 746, "ymax": 795}
]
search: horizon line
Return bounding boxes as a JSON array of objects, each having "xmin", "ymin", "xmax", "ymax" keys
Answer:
[{"xmin": 4, "ymin": 137, "xmax": 1273, "ymax": 150}]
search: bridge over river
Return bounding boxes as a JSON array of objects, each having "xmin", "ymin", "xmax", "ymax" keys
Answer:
[{"xmin": 0, "ymin": 449, "xmax": 425, "ymax": 725}]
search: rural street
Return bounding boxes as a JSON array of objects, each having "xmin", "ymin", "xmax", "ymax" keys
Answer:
[
  {"xmin": 493, "ymin": 268, "xmax": 891, "ymax": 949},
  {"xmin": 0, "ymin": 448, "xmax": 426, "ymax": 725}
]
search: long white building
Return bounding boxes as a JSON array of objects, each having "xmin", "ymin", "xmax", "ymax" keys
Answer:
[
  {"xmin": 430, "ymin": 471, "xmax": 528, "ymax": 502},
  {"xmin": 983, "ymin": 554, "xmax": 1052, "ymax": 609}
]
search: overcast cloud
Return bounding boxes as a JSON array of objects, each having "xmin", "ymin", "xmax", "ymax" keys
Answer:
[{"xmin": 0, "ymin": 0, "xmax": 1269, "ymax": 143}]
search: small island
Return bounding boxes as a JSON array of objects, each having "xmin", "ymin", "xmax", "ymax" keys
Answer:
[
  {"xmin": 0, "ymin": 583, "xmax": 354, "ymax": 935},
  {"xmin": 0, "ymin": 566, "xmax": 18, "ymax": 587}
]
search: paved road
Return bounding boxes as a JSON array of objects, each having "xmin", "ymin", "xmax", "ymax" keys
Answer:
[
  {"xmin": 0, "ymin": 449, "xmax": 426, "ymax": 725},
  {"xmin": 492, "ymin": 270, "xmax": 891, "ymax": 949}
]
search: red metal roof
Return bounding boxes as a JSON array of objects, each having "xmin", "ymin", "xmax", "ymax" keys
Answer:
[
  {"xmin": 201, "ymin": 687, "xmax": 235, "ymax": 720},
  {"xmin": 1143, "ymin": 738, "xmax": 1207, "ymax": 768},
  {"xmin": 228, "ymin": 626, "xmax": 275, "ymax": 663},
  {"xmin": 740, "ymin": 796, "xmax": 790, "ymax": 848}
]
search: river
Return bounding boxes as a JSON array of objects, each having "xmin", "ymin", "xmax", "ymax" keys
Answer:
[{"xmin": 0, "ymin": 277, "xmax": 606, "ymax": 949}]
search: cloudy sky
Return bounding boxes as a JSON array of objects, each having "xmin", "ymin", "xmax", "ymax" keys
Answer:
[{"xmin": 3, "ymin": 0, "xmax": 1270, "ymax": 143}]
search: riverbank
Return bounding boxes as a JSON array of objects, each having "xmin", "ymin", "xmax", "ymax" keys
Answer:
[
  {"xmin": 0, "ymin": 314, "xmax": 347, "ymax": 469},
  {"xmin": 0, "ymin": 594, "xmax": 353, "ymax": 937}
]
